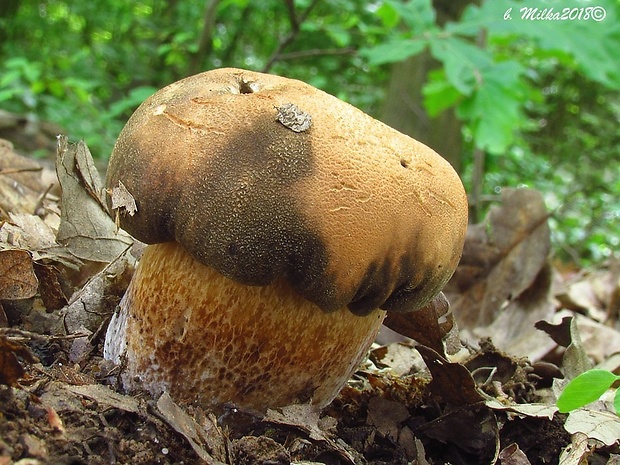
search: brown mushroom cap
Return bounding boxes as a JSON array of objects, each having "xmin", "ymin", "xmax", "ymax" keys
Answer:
[{"xmin": 106, "ymin": 68, "xmax": 468, "ymax": 316}]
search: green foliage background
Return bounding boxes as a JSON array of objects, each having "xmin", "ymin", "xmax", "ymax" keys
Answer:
[{"xmin": 1, "ymin": 0, "xmax": 618, "ymax": 264}]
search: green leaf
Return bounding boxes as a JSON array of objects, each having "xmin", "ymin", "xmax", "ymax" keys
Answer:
[
  {"xmin": 360, "ymin": 38, "xmax": 428, "ymax": 66},
  {"xmin": 107, "ymin": 86, "xmax": 157, "ymax": 119},
  {"xmin": 429, "ymin": 37, "xmax": 492, "ymax": 95},
  {"xmin": 557, "ymin": 369, "xmax": 619, "ymax": 413},
  {"xmin": 456, "ymin": 0, "xmax": 620, "ymax": 87},
  {"xmin": 376, "ymin": 2, "xmax": 399, "ymax": 28},
  {"xmin": 0, "ymin": 88, "xmax": 18, "ymax": 102},
  {"xmin": 386, "ymin": 0, "xmax": 436, "ymax": 32},
  {"xmin": 422, "ymin": 69, "xmax": 462, "ymax": 116},
  {"xmin": 456, "ymin": 60, "xmax": 527, "ymax": 153}
]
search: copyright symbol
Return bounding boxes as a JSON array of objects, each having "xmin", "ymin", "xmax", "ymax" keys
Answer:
[{"xmin": 592, "ymin": 6, "xmax": 606, "ymax": 21}]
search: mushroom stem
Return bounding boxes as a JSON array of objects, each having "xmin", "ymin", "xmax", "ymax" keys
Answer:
[{"xmin": 105, "ymin": 242, "xmax": 386, "ymax": 411}]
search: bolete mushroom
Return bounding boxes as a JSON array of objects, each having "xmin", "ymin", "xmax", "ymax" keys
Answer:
[{"xmin": 103, "ymin": 68, "xmax": 468, "ymax": 411}]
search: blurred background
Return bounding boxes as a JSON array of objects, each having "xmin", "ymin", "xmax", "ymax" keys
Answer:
[{"xmin": 0, "ymin": 0, "xmax": 618, "ymax": 265}]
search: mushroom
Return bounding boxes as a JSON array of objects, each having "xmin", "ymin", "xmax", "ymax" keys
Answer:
[{"xmin": 103, "ymin": 68, "xmax": 468, "ymax": 411}]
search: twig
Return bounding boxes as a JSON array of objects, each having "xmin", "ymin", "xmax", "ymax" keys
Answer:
[
  {"xmin": 262, "ymin": 0, "xmax": 320, "ymax": 73},
  {"xmin": 33, "ymin": 183, "xmax": 57, "ymax": 215},
  {"xmin": 276, "ymin": 47, "xmax": 356, "ymax": 61},
  {"xmin": 0, "ymin": 167, "xmax": 42, "ymax": 176},
  {"xmin": 187, "ymin": 0, "xmax": 221, "ymax": 75},
  {"xmin": 0, "ymin": 327, "xmax": 90, "ymax": 342}
]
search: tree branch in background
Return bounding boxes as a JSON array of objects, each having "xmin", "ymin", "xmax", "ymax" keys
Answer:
[
  {"xmin": 277, "ymin": 47, "xmax": 356, "ymax": 61},
  {"xmin": 188, "ymin": 0, "xmax": 221, "ymax": 76},
  {"xmin": 262, "ymin": 0, "xmax": 320, "ymax": 73},
  {"xmin": 221, "ymin": 4, "xmax": 254, "ymax": 65}
]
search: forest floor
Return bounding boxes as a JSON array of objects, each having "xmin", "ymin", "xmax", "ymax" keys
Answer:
[{"xmin": 0, "ymin": 123, "xmax": 619, "ymax": 465}]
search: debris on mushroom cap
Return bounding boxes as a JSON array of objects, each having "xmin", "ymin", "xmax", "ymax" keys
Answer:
[{"xmin": 105, "ymin": 67, "xmax": 468, "ymax": 316}]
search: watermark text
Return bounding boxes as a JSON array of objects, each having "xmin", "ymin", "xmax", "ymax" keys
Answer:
[{"xmin": 504, "ymin": 6, "xmax": 606, "ymax": 21}]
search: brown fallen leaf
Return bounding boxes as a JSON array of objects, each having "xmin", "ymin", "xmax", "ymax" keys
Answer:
[
  {"xmin": 0, "ymin": 249, "xmax": 38, "ymax": 300},
  {"xmin": 0, "ymin": 212, "xmax": 82, "ymax": 270},
  {"xmin": 55, "ymin": 135, "xmax": 133, "ymax": 263},
  {"xmin": 0, "ymin": 139, "xmax": 49, "ymax": 216},
  {"xmin": 366, "ymin": 396, "xmax": 410, "ymax": 442},
  {"xmin": 498, "ymin": 443, "xmax": 532, "ymax": 465},
  {"xmin": 416, "ymin": 345, "xmax": 484, "ymax": 406},
  {"xmin": 33, "ymin": 262, "xmax": 68, "ymax": 312},
  {"xmin": 383, "ymin": 292, "xmax": 457, "ymax": 356},
  {"xmin": 110, "ymin": 180, "xmax": 137, "ymax": 217},
  {"xmin": 446, "ymin": 188, "xmax": 551, "ymax": 329},
  {"xmin": 536, "ymin": 316, "xmax": 592, "ymax": 379},
  {"xmin": 265, "ymin": 404, "xmax": 359, "ymax": 464},
  {"xmin": 156, "ymin": 392, "xmax": 228, "ymax": 465},
  {"xmin": 0, "ymin": 334, "xmax": 38, "ymax": 386}
]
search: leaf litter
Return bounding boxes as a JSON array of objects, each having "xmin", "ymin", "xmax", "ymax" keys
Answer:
[{"xmin": 0, "ymin": 136, "xmax": 619, "ymax": 465}]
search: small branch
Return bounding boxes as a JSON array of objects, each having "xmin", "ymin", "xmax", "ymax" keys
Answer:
[
  {"xmin": 262, "ymin": 0, "xmax": 320, "ymax": 73},
  {"xmin": 0, "ymin": 167, "xmax": 42, "ymax": 176},
  {"xmin": 284, "ymin": 0, "xmax": 299, "ymax": 31},
  {"xmin": 469, "ymin": 147, "xmax": 485, "ymax": 223},
  {"xmin": 221, "ymin": 3, "xmax": 253, "ymax": 63},
  {"xmin": 187, "ymin": 0, "xmax": 221, "ymax": 75},
  {"xmin": 0, "ymin": 327, "xmax": 90, "ymax": 341},
  {"xmin": 276, "ymin": 47, "xmax": 356, "ymax": 61}
]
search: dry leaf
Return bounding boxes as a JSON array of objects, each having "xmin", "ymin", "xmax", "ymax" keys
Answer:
[
  {"xmin": 62, "ymin": 252, "xmax": 134, "ymax": 333},
  {"xmin": 55, "ymin": 136, "xmax": 133, "ymax": 263},
  {"xmin": 536, "ymin": 316, "xmax": 592, "ymax": 379},
  {"xmin": 265, "ymin": 404, "xmax": 358, "ymax": 464},
  {"xmin": 447, "ymin": 188, "xmax": 551, "ymax": 329},
  {"xmin": 416, "ymin": 345, "xmax": 484, "ymax": 406},
  {"xmin": 110, "ymin": 180, "xmax": 137, "ymax": 217},
  {"xmin": 0, "ymin": 249, "xmax": 38, "ymax": 300},
  {"xmin": 499, "ymin": 443, "xmax": 532, "ymax": 465},
  {"xmin": 66, "ymin": 383, "xmax": 141, "ymax": 413},
  {"xmin": 156, "ymin": 392, "xmax": 228, "ymax": 465},
  {"xmin": 0, "ymin": 213, "xmax": 81, "ymax": 269},
  {"xmin": 0, "ymin": 139, "xmax": 47, "ymax": 215},
  {"xmin": 563, "ymin": 409, "xmax": 620, "ymax": 446},
  {"xmin": 383, "ymin": 292, "xmax": 458, "ymax": 356},
  {"xmin": 466, "ymin": 263, "xmax": 556, "ymax": 360},
  {"xmin": 558, "ymin": 432, "xmax": 589, "ymax": 465},
  {"xmin": 366, "ymin": 396, "xmax": 409, "ymax": 441},
  {"xmin": 33, "ymin": 262, "xmax": 68, "ymax": 312},
  {"xmin": 0, "ymin": 334, "xmax": 38, "ymax": 386},
  {"xmin": 370, "ymin": 342, "xmax": 425, "ymax": 377},
  {"xmin": 485, "ymin": 398, "xmax": 558, "ymax": 420}
]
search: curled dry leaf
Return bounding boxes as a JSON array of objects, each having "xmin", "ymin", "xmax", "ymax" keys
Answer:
[
  {"xmin": 265, "ymin": 404, "xmax": 358, "ymax": 464},
  {"xmin": 0, "ymin": 334, "xmax": 38, "ymax": 386},
  {"xmin": 32, "ymin": 262, "xmax": 68, "ymax": 312},
  {"xmin": 536, "ymin": 316, "xmax": 592, "ymax": 380},
  {"xmin": 156, "ymin": 392, "xmax": 227, "ymax": 465},
  {"xmin": 416, "ymin": 345, "xmax": 484, "ymax": 406},
  {"xmin": 55, "ymin": 135, "xmax": 133, "ymax": 263},
  {"xmin": 110, "ymin": 180, "xmax": 137, "ymax": 217},
  {"xmin": 0, "ymin": 212, "xmax": 81, "ymax": 269},
  {"xmin": 446, "ymin": 188, "xmax": 551, "ymax": 329},
  {"xmin": 383, "ymin": 291, "xmax": 460, "ymax": 357},
  {"xmin": 0, "ymin": 249, "xmax": 38, "ymax": 300},
  {"xmin": 498, "ymin": 443, "xmax": 532, "ymax": 465}
]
